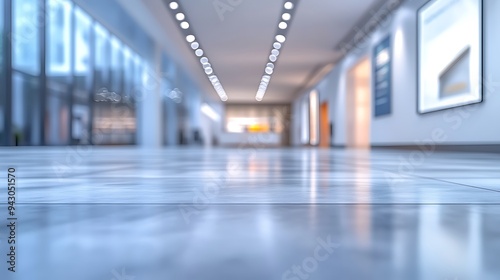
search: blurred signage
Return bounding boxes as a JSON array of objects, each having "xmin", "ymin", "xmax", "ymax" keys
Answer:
[{"xmin": 373, "ymin": 36, "xmax": 392, "ymax": 117}]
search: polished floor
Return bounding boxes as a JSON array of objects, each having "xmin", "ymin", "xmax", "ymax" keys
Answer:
[{"xmin": 1, "ymin": 147, "xmax": 500, "ymax": 280}]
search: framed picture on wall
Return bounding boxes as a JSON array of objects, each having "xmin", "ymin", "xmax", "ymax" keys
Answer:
[
  {"xmin": 373, "ymin": 35, "xmax": 392, "ymax": 117},
  {"xmin": 417, "ymin": 0, "xmax": 483, "ymax": 114}
]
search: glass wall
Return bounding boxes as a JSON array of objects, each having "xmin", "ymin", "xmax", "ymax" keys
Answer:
[
  {"xmin": 12, "ymin": 0, "xmax": 42, "ymax": 145},
  {"xmin": 93, "ymin": 33, "xmax": 137, "ymax": 145},
  {"xmin": 72, "ymin": 7, "xmax": 92, "ymax": 144},
  {"xmin": 0, "ymin": 0, "xmax": 151, "ymax": 146},
  {"xmin": 46, "ymin": 0, "xmax": 72, "ymax": 145},
  {"xmin": 0, "ymin": 1, "xmax": 5, "ymax": 145}
]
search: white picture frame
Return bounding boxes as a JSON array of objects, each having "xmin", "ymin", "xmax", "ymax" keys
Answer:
[{"xmin": 417, "ymin": 0, "xmax": 483, "ymax": 114}]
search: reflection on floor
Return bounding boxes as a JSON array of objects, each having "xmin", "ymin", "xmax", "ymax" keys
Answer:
[{"xmin": 0, "ymin": 147, "xmax": 499, "ymax": 280}]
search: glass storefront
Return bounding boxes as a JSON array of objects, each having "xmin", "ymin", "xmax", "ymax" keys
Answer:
[
  {"xmin": 46, "ymin": 0, "xmax": 72, "ymax": 145},
  {"xmin": 72, "ymin": 7, "xmax": 91, "ymax": 144},
  {"xmin": 0, "ymin": 1, "xmax": 5, "ymax": 145},
  {"xmin": 0, "ymin": 0, "xmax": 149, "ymax": 146},
  {"xmin": 12, "ymin": 0, "xmax": 42, "ymax": 145}
]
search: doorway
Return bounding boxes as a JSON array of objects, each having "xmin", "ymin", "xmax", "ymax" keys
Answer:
[
  {"xmin": 319, "ymin": 102, "xmax": 330, "ymax": 148},
  {"xmin": 346, "ymin": 57, "xmax": 371, "ymax": 149}
]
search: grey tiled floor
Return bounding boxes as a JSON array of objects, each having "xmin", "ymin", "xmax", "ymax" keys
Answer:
[{"xmin": 0, "ymin": 147, "xmax": 499, "ymax": 280}]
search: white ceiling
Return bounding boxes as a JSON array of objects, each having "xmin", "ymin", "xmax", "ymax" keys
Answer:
[{"xmin": 118, "ymin": 0, "xmax": 385, "ymax": 104}]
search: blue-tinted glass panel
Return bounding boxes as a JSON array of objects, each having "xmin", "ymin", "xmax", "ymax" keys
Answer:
[
  {"xmin": 123, "ymin": 46, "xmax": 133, "ymax": 100},
  {"xmin": 94, "ymin": 23, "xmax": 110, "ymax": 91},
  {"xmin": 0, "ymin": 2, "xmax": 5, "ymax": 144},
  {"xmin": 74, "ymin": 7, "xmax": 91, "ymax": 77},
  {"xmin": 74, "ymin": 8, "xmax": 92, "ymax": 91},
  {"xmin": 12, "ymin": 73, "xmax": 41, "ymax": 145},
  {"xmin": 46, "ymin": 0, "xmax": 72, "ymax": 77},
  {"xmin": 12, "ymin": 0, "xmax": 41, "ymax": 75},
  {"xmin": 110, "ymin": 36, "xmax": 123, "ymax": 94}
]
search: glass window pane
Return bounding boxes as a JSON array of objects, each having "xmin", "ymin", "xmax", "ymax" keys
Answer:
[
  {"xmin": 46, "ymin": 0, "xmax": 72, "ymax": 76},
  {"xmin": 74, "ymin": 7, "xmax": 91, "ymax": 77},
  {"xmin": 94, "ymin": 22, "xmax": 110, "ymax": 89},
  {"xmin": 74, "ymin": 8, "xmax": 92, "ymax": 93},
  {"xmin": 123, "ymin": 46, "xmax": 132, "ymax": 99},
  {"xmin": 0, "ymin": 2, "xmax": 5, "ymax": 144},
  {"xmin": 12, "ymin": 0, "xmax": 41, "ymax": 75},
  {"xmin": 0, "ymin": 2, "xmax": 3, "ymax": 68},
  {"xmin": 110, "ymin": 36, "xmax": 123, "ymax": 94},
  {"xmin": 12, "ymin": 73, "xmax": 41, "ymax": 145}
]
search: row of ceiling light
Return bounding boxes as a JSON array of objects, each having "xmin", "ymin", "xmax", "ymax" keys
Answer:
[
  {"xmin": 168, "ymin": 1, "xmax": 228, "ymax": 101},
  {"xmin": 256, "ymin": 1, "xmax": 296, "ymax": 102}
]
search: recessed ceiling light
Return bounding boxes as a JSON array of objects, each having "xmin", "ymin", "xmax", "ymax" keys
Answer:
[
  {"xmin": 186, "ymin": 35, "xmax": 195, "ymax": 42},
  {"xmin": 221, "ymin": 96, "xmax": 228, "ymax": 102},
  {"xmin": 169, "ymin": 2, "xmax": 179, "ymax": 9},
  {"xmin": 203, "ymin": 63, "xmax": 211, "ymax": 69},
  {"xmin": 200, "ymin": 57, "xmax": 208, "ymax": 64},
  {"xmin": 265, "ymin": 67, "xmax": 274, "ymax": 75},
  {"xmin": 269, "ymin": 55, "xmax": 277, "ymax": 62},
  {"xmin": 282, "ymin": 13, "xmax": 291, "ymax": 21},
  {"xmin": 262, "ymin": 75, "xmax": 271, "ymax": 82},
  {"xmin": 191, "ymin": 42, "xmax": 199, "ymax": 49},
  {"xmin": 276, "ymin": 35, "xmax": 286, "ymax": 43},
  {"xmin": 284, "ymin": 2, "xmax": 293, "ymax": 9},
  {"xmin": 271, "ymin": 49, "xmax": 280, "ymax": 56},
  {"xmin": 273, "ymin": 42, "xmax": 282, "ymax": 49},
  {"xmin": 267, "ymin": 63, "xmax": 274, "ymax": 69},
  {"xmin": 180, "ymin": 21, "xmax": 189, "ymax": 29},
  {"xmin": 279, "ymin": 22, "xmax": 288, "ymax": 29},
  {"xmin": 176, "ymin": 13, "xmax": 185, "ymax": 21},
  {"xmin": 195, "ymin": 49, "xmax": 204, "ymax": 56},
  {"xmin": 205, "ymin": 67, "xmax": 213, "ymax": 75}
]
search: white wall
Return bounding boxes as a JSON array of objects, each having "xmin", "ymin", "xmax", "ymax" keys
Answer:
[{"xmin": 293, "ymin": 0, "xmax": 500, "ymax": 146}]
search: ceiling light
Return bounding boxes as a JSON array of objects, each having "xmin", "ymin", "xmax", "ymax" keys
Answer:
[
  {"xmin": 265, "ymin": 67, "xmax": 274, "ymax": 75},
  {"xmin": 273, "ymin": 42, "xmax": 282, "ymax": 49},
  {"xmin": 267, "ymin": 63, "xmax": 274, "ymax": 69},
  {"xmin": 262, "ymin": 75, "xmax": 271, "ymax": 82},
  {"xmin": 279, "ymin": 22, "xmax": 288, "ymax": 29},
  {"xmin": 284, "ymin": 2, "xmax": 293, "ymax": 9},
  {"xmin": 269, "ymin": 55, "xmax": 277, "ymax": 62},
  {"xmin": 169, "ymin": 2, "xmax": 179, "ymax": 9},
  {"xmin": 168, "ymin": 1, "xmax": 228, "ymax": 102},
  {"xmin": 282, "ymin": 13, "xmax": 291, "ymax": 21},
  {"xmin": 271, "ymin": 49, "xmax": 280, "ymax": 56},
  {"xmin": 176, "ymin": 13, "xmax": 185, "ymax": 21},
  {"xmin": 276, "ymin": 35, "xmax": 286, "ymax": 43}
]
